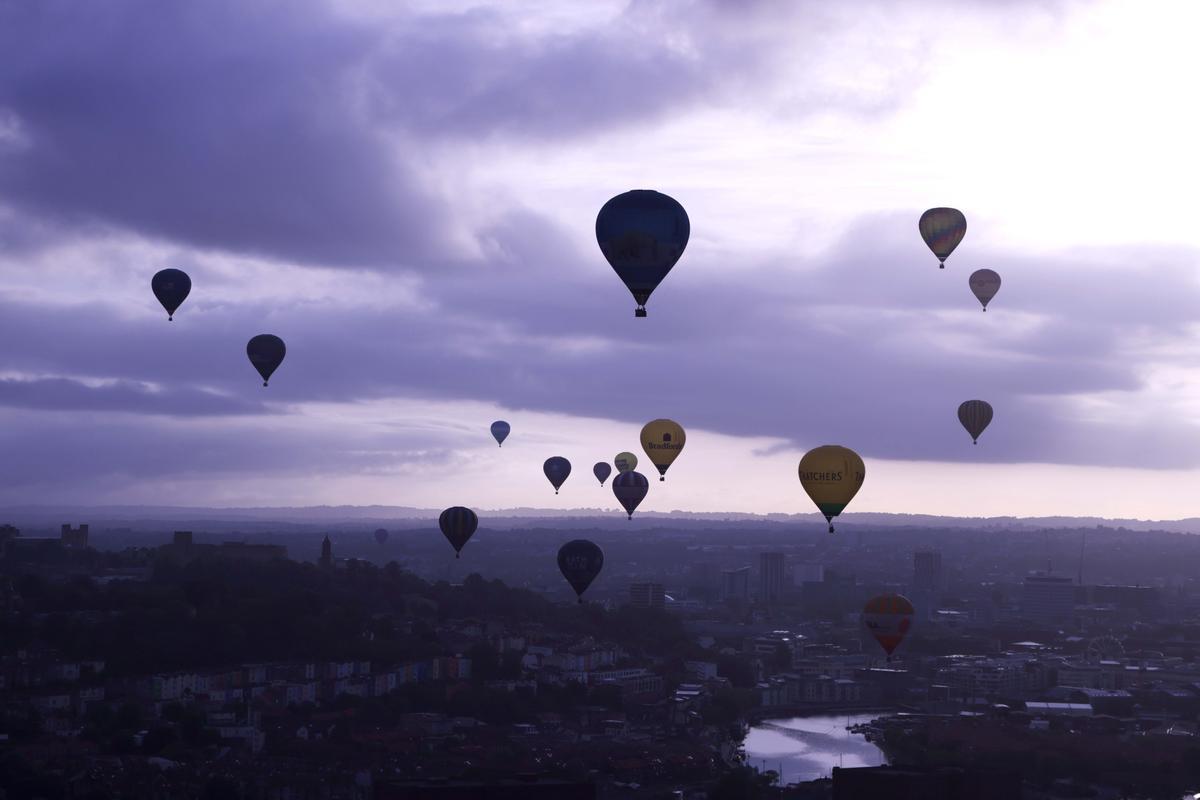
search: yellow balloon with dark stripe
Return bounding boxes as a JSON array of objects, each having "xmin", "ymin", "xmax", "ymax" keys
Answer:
[
  {"xmin": 640, "ymin": 419, "xmax": 686, "ymax": 481},
  {"xmin": 798, "ymin": 445, "xmax": 865, "ymax": 533}
]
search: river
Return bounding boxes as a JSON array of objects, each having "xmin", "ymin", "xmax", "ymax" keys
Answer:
[{"xmin": 742, "ymin": 713, "xmax": 887, "ymax": 785}]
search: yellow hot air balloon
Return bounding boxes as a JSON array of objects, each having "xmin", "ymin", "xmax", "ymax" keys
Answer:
[
  {"xmin": 640, "ymin": 419, "xmax": 686, "ymax": 481},
  {"xmin": 798, "ymin": 445, "xmax": 865, "ymax": 533},
  {"xmin": 614, "ymin": 452, "xmax": 639, "ymax": 473}
]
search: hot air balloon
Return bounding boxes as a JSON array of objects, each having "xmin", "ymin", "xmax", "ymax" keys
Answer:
[
  {"xmin": 596, "ymin": 190, "xmax": 690, "ymax": 317},
  {"xmin": 439, "ymin": 506, "xmax": 478, "ymax": 558},
  {"xmin": 641, "ymin": 419, "xmax": 686, "ymax": 482},
  {"xmin": 543, "ymin": 457, "xmax": 571, "ymax": 494},
  {"xmin": 374, "ymin": 528, "xmax": 389, "ymax": 545},
  {"xmin": 969, "ymin": 269, "xmax": 1001, "ymax": 311},
  {"xmin": 863, "ymin": 593, "xmax": 914, "ymax": 660},
  {"xmin": 798, "ymin": 445, "xmax": 865, "ymax": 533},
  {"xmin": 557, "ymin": 539, "xmax": 604, "ymax": 603},
  {"xmin": 246, "ymin": 334, "xmax": 286, "ymax": 387},
  {"xmin": 151, "ymin": 268, "xmax": 191, "ymax": 321},
  {"xmin": 614, "ymin": 452, "xmax": 639, "ymax": 473},
  {"xmin": 593, "ymin": 462, "xmax": 612, "ymax": 487},
  {"xmin": 490, "ymin": 421, "xmax": 511, "ymax": 447},
  {"xmin": 918, "ymin": 208, "xmax": 966, "ymax": 268},
  {"xmin": 958, "ymin": 400, "xmax": 993, "ymax": 444},
  {"xmin": 612, "ymin": 470, "xmax": 649, "ymax": 520}
]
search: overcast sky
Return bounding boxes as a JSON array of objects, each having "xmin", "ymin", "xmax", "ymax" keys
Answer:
[{"xmin": 2, "ymin": 0, "xmax": 1200, "ymax": 519}]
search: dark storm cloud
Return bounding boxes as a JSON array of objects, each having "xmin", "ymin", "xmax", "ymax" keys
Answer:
[{"xmin": 0, "ymin": 376, "xmax": 265, "ymax": 417}]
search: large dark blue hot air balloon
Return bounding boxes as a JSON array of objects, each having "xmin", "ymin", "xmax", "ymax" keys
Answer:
[
  {"xmin": 557, "ymin": 539, "xmax": 604, "ymax": 603},
  {"xmin": 612, "ymin": 470, "xmax": 649, "ymax": 520},
  {"xmin": 246, "ymin": 334, "xmax": 286, "ymax": 387},
  {"xmin": 596, "ymin": 190, "xmax": 690, "ymax": 317},
  {"xmin": 439, "ymin": 506, "xmax": 478, "ymax": 558},
  {"xmin": 593, "ymin": 462, "xmax": 612, "ymax": 487},
  {"xmin": 543, "ymin": 457, "xmax": 571, "ymax": 495},
  {"xmin": 490, "ymin": 421, "xmax": 511, "ymax": 447},
  {"xmin": 151, "ymin": 268, "xmax": 191, "ymax": 321}
]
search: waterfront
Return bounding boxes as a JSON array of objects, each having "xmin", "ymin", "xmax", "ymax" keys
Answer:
[{"xmin": 742, "ymin": 713, "xmax": 887, "ymax": 785}]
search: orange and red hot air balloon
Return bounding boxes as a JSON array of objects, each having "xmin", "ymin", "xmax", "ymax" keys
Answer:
[{"xmin": 863, "ymin": 593, "xmax": 914, "ymax": 660}]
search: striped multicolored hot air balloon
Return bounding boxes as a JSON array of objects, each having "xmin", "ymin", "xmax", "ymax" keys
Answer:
[
  {"xmin": 863, "ymin": 593, "xmax": 914, "ymax": 659},
  {"xmin": 957, "ymin": 400, "xmax": 993, "ymax": 444},
  {"xmin": 919, "ymin": 207, "xmax": 966, "ymax": 268},
  {"xmin": 439, "ymin": 506, "xmax": 478, "ymax": 559}
]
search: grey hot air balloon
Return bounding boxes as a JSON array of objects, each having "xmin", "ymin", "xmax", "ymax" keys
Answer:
[
  {"xmin": 557, "ymin": 539, "xmax": 604, "ymax": 603},
  {"xmin": 151, "ymin": 268, "xmax": 191, "ymax": 321},
  {"xmin": 919, "ymin": 208, "xmax": 967, "ymax": 268},
  {"xmin": 593, "ymin": 462, "xmax": 612, "ymax": 487},
  {"xmin": 246, "ymin": 334, "xmax": 286, "ymax": 387},
  {"xmin": 612, "ymin": 470, "xmax": 649, "ymax": 520},
  {"xmin": 490, "ymin": 421, "xmax": 510, "ymax": 447},
  {"xmin": 969, "ymin": 269, "xmax": 1001, "ymax": 311},
  {"xmin": 543, "ymin": 457, "xmax": 571, "ymax": 494},
  {"xmin": 958, "ymin": 400, "xmax": 993, "ymax": 444}
]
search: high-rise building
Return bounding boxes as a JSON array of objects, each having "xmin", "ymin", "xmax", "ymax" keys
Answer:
[
  {"xmin": 912, "ymin": 550, "xmax": 943, "ymax": 619},
  {"xmin": 721, "ymin": 567, "xmax": 750, "ymax": 602},
  {"xmin": 1022, "ymin": 573, "xmax": 1075, "ymax": 626},
  {"xmin": 60, "ymin": 524, "xmax": 88, "ymax": 548},
  {"xmin": 759, "ymin": 552, "xmax": 785, "ymax": 603},
  {"xmin": 629, "ymin": 582, "xmax": 665, "ymax": 609},
  {"xmin": 320, "ymin": 535, "xmax": 333, "ymax": 568}
]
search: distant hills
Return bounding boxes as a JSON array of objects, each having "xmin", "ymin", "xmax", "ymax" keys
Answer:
[{"xmin": 1, "ymin": 504, "xmax": 1199, "ymax": 534}]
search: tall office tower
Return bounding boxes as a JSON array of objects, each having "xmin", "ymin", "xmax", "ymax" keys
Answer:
[
  {"xmin": 720, "ymin": 567, "xmax": 750, "ymax": 602},
  {"xmin": 912, "ymin": 550, "xmax": 943, "ymax": 619},
  {"xmin": 760, "ymin": 552, "xmax": 785, "ymax": 604},
  {"xmin": 1022, "ymin": 572, "xmax": 1075, "ymax": 626},
  {"xmin": 629, "ymin": 582, "xmax": 665, "ymax": 609}
]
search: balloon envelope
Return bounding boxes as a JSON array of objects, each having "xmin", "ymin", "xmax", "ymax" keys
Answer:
[
  {"xmin": 863, "ymin": 593, "xmax": 914, "ymax": 656},
  {"xmin": 593, "ymin": 462, "xmax": 612, "ymax": 486},
  {"xmin": 439, "ymin": 507, "xmax": 478, "ymax": 558},
  {"xmin": 596, "ymin": 190, "xmax": 690, "ymax": 316},
  {"xmin": 151, "ymin": 268, "xmax": 191, "ymax": 320},
  {"xmin": 969, "ymin": 269, "xmax": 1001, "ymax": 311},
  {"xmin": 612, "ymin": 470, "xmax": 649, "ymax": 519},
  {"xmin": 543, "ymin": 457, "xmax": 572, "ymax": 494},
  {"xmin": 918, "ymin": 208, "xmax": 966, "ymax": 267},
  {"xmin": 246, "ymin": 334, "xmax": 286, "ymax": 386},
  {"xmin": 557, "ymin": 539, "xmax": 604, "ymax": 602},
  {"xmin": 374, "ymin": 528, "xmax": 389, "ymax": 545},
  {"xmin": 614, "ymin": 452, "xmax": 639, "ymax": 473},
  {"xmin": 798, "ymin": 445, "xmax": 865, "ymax": 532},
  {"xmin": 490, "ymin": 421, "xmax": 511, "ymax": 447},
  {"xmin": 640, "ymin": 419, "xmax": 686, "ymax": 481},
  {"xmin": 958, "ymin": 400, "xmax": 993, "ymax": 444}
]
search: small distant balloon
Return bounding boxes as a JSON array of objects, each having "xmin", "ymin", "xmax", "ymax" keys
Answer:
[
  {"xmin": 612, "ymin": 470, "xmax": 649, "ymax": 520},
  {"xmin": 439, "ymin": 506, "xmax": 478, "ymax": 559},
  {"xmin": 151, "ymin": 268, "xmax": 191, "ymax": 321},
  {"xmin": 246, "ymin": 334, "xmax": 286, "ymax": 387},
  {"xmin": 557, "ymin": 539, "xmax": 604, "ymax": 603},
  {"xmin": 918, "ymin": 208, "xmax": 966, "ymax": 268},
  {"xmin": 640, "ymin": 419, "xmax": 686, "ymax": 482},
  {"xmin": 596, "ymin": 190, "xmax": 690, "ymax": 317},
  {"xmin": 863, "ymin": 593, "xmax": 914, "ymax": 659},
  {"xmin": 958, "ymin": 400, "xmax": 993, "ymax": 444},
  {"xmin": 614, "ymin": 452, "xmax": 639, "ymax": 473},
  {"xmin": 374, "ymin": 528, "xmax": 389, "ymax": 545},
  {"xmin": 543, "ymin": 457, "xmax": 572, "ymax": 494},
  {"xmin": 798, "ymin": 445, "xmax": 865, "ymax": 533},
  {"xmin": 593, "ymin": 462, "xmax": 612, "ymax": 486},
  {"xmin": 490, "ymin": 421, "xmax": 510, "ymax": 447},
  {"xmin": 969, "ymin": 269, "xmax": 1001, "ymax": 311}
]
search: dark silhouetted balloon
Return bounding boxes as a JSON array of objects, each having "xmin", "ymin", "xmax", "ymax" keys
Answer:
[
  {"xmin": 374, "ymin": 528, "xmax": 389, "ymax": 545},
  {"xmin": 490, "ymin": 421, "xmax": 510, "ymax": 447},
  {"xmin": 969, "ymin": 269, "xmax": 1001, "ymax": 311},
  {"xmin": 613, "ymin": 470, "xmax": 649, "ymax": 519},
  {"xmin": 958, "ymin": 399, "xmax": 993, "ymax": 444},
  {"xmin": 543, "ymin": 457, "xmax": 571, "ymax": 494},
  {"xmin": 557, "ymin": 539, "xmax": 604, "ymax": 603},
  {"xmin": 863, "ymin": 593, "xmax": 914, "ymax": 658},
  {"xmin": 596, "ymin": 190, "xmax": 690, "ymax": 317},
  {"xmin": 151, "ymin": 268, "xmax": 191, "ymax": 321},
  {"xmin": 918, "ymin": 208, "xmax": 966, "ymax": 268},
  {"xmin": 246, "ymin": 334, "xmax": 286, "ymax": 387},
  {"xmin": 439, "ymin": 506, "xmax": 478, "ymax": 559},
  {"xmin": 593, "ymin": 462, "xmax": 612, "ymax": 486}
]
